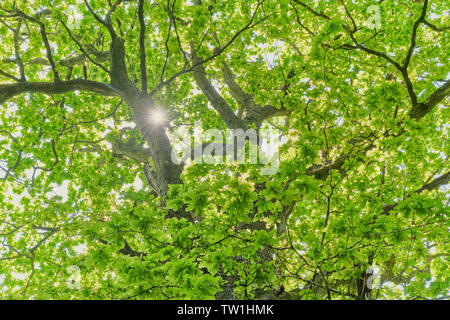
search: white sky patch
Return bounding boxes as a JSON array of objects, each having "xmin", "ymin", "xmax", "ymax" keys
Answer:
[
  {"xmin": 104, "ymin": 118, "xmax": 115, "ymax": 128},
  {"xmin": 48, "ymin": 180, "xmax": 70, "ymax": 202},
  {"xmin": 11, "ymin": 272, "xmax": 28, "ymax": 281},
  {"xmin": 133, "ymin": 176, "xmax": 143, "ymax": 191},
  {"xmin": 120, "ymin": 121, "xmax": 136, "ymax": 129},
  {"xmin": 4, "ymin": 102, "xmax": 18, "ymax": 118},
  {"xmin": 4, "ymin": 186, "xmax": 30, "ymax": 211},
  {"xmin": 73, "ymin": 243, "xmax": 87, "ymax": 255},
  {"xmin": 14, "ymin": 231, "xmax": 24, "ymax": 242}
]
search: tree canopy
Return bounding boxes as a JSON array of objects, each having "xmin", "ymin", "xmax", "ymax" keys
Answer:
[{"xmin": 0, "ymin": 0, "xmax": 449, "ymax": 300}]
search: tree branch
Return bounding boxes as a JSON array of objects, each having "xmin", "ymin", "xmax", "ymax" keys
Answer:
[
  {"xmin": 13, "ymin": 19, "xmax": 26, "ymax": 81},
  {"xmin": 379, "ymin": 170, "xmax": 450, "ymax": 217},
  {"xmin": 403, "ymin": 0, "xmax": 428, "ymax": 70},
  {"xmin": 0, "ymin": 79, "xmax": 119, "ymax": 104},
  {"xmin": 148, "ymin": 1, "xmax": 273, "ymax": 95},
  {"xmin": 138, "ymin": 0, "xmax": 148, "ymax": 94},
  {"xmin": 291, "ymin": 0, "xmax": 331, "ymax": 20},
  {"xmin": 191, "ymin": 52, "xmax": 247, "ymax": 130},
  {"xmin": 409, "ymin": 79, "xmax": 450, "ymax": 120}
]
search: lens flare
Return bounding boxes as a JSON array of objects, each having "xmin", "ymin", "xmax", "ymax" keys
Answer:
[{"xmin": 148, "ymin": 108, "xmax": 166, "ymax": 125}]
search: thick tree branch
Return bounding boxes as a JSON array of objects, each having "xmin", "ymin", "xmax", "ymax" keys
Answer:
[
  {"xmin": 191, "ymin": 52, "xmax": 247, "ymax": 130},
  {"xmin": 221, "ymin": 61, "xmax": 251, "ymax": 108},
  {"xmin": 415, "ymin": 171, "xmax": 450, "ymax": 194},
  {"xmin": 112, "ymin": 135, "xmax": 152, "ymax": 163},
  {"xmin": 221, "ymin": 60, "xmax": 289, "ymax": 122},
  {"xmin": 379, "ymin": 170, "xmax": 449, "ymax": 216},
  {"xmin": 0, "ymin": 79, "xmax": 119, "ymax": 104},
  {"xmin": 409, "ymin": 79, "xmax": 450, "ymax": 120},
  {"xmin": 403, "ymin": 0, "xmax": 428, "ymax": 70},
  {"xmin": 138, "ymin": 0, "xmax": 148, "ymax": 94}
]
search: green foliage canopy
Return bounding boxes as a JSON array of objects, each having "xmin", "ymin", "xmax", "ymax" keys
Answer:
[{"xmin": 0, "ymin": 0, "xmax": 449, "ymax": 300}]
